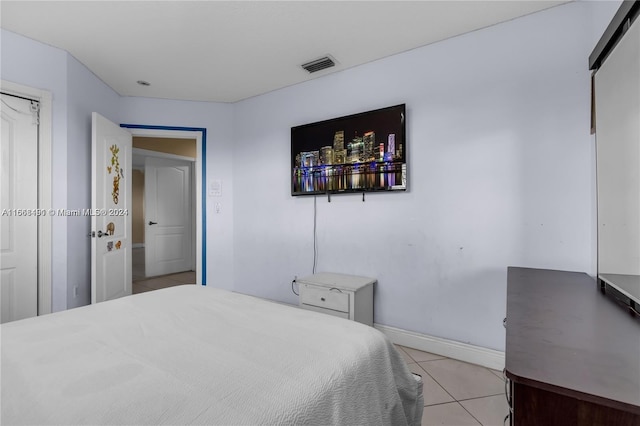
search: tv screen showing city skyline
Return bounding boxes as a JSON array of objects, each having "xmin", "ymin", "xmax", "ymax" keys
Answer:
[{"xmin": 291, "ymin": 104, "xmax": 406, "ymax": 196}]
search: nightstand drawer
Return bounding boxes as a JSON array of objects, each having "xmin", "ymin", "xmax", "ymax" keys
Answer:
[
  {"xmin": 300, "ymin": 284, "xmax": 349, "ymax": 313},
  {"xmin": 302, "ymin": 304, "xmax": 349, "ymax": 319}
]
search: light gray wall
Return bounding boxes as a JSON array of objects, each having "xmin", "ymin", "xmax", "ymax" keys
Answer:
[
  {"xmin": 1, "ymin": 29, "xmax": 236, "ymax": 309},
  {"xmin": 66, "ymin": 55, "xmax": 121, "ymax": 309},
  {"xmin": 2, "ymin": 29, "xmax": 70, "ymax": 312},
  {"xmin": 1, "ymin": 30, "xmax": 121, "ymax": 311},
  {"xmin": 231, "ymin": 1, "xmax": 618, "ymax": 351},
  {"xmin": 0, "ymin": 1, "xmax": 620, "ymax": 352}
]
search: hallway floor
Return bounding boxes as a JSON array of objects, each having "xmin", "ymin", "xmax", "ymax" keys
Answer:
[
  {"xmin": 132, "ymin": 247, "xmax": 196, "ymax": 294},
  {"xmin": 133, "ymin": 271, "xmax": 196, "ymax": 294}
]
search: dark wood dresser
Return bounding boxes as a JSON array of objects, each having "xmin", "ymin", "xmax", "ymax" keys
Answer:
[{"xmin": 505, "ymin": 267, "xmax": 640, "ymax": 425}]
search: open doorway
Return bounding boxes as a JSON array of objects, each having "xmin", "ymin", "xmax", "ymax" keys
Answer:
[
  {"xmin": 120, "ymin": 123, "xmax": 207, "ymax": 291},
  {"xmin": 131, "ymin": 136, "xmax": 196, "ymax": 293}
]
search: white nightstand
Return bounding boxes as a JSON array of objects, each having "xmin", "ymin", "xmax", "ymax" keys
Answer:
[{"xmin": 296, "ymin": 272, "xmax": 375, "ymax": 326}]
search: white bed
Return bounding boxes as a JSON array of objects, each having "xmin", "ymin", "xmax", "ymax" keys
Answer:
[{"xmin": 1, "ymin": 285, "xmax": 423, "ymax": 425}]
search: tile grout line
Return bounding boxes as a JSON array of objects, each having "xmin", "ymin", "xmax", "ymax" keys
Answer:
[
  {"xmin": 457, "ymin": 393, "xmax": 504, "ymax": 403},
  {"xmin": 422, "ymin": 373, "xmax": 458, "ymax": 406},
  {"xmin": 410, "ymin": 360, "xmax": 459, "ymax": 404},
  {"xmin": 400, "ymin": 346, "xmax": 497, "ymax": 408},
  {"xmin": 409, "ymin": 355, "xmax": 507, "ymax": 412},
  {"xmin": 397, "ymin": 345, "xmax": 507, "ymax": 424},
  {"xmin": 458, "ymin": 392, "xmax": 510, "ymax": 426},
  {"xmin": 458, "ymin": 401, "xmax": 484, "ymax": 426}
]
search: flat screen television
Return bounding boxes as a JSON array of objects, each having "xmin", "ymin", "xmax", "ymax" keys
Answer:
[{"xmin": 291, "ymin": 104, "xmax": 406, "ymax": 196}]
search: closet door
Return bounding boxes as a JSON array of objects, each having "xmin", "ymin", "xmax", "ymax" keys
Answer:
[{"xmin": 0, "ymin": 94, "xmax": 39, "ymax": 323}]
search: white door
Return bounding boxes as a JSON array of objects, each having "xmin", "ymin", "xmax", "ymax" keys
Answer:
[
  {"xmin": 145, "ymin": 157, "xmax": 192, "ymax": 277},
  {"xmin": 0, "ymin": 94, "xmax": 38, "ymax": 323},
  {"xmin": 91, "ymin": 113, "xmax": 132, "ymax": 303}
]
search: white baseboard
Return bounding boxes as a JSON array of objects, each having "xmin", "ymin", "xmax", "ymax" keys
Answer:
[
  {"xmin": 132, "ymin": 243, "xmax": 145, "ymax": 249},
  {"xmin": 374, "ymin": 323, "xmax": 505, "ymax": 371}
]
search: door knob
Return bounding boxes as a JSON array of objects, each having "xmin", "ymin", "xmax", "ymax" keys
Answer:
[{"xmin": 148, "ymin": 221, "xmax": 157, "ymax": 225}]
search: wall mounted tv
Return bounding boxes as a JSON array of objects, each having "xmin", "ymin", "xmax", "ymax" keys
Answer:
[{"xmin": 291, "ymin": 104, "xmax": 406, "ymax": 196}]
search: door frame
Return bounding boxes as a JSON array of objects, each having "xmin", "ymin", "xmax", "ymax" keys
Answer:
[
  {"xmin": 1, "ymin": 80, "xmax": 53, "ymax": 315},
  {"xmin": 120, "ymin": 124, "xmax": 206, "ymax": 285}
]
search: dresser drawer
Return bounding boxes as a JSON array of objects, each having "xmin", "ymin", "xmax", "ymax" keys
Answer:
[{"xmin": 300, "ymin": 284, "xmax": 350, "ymax": 313}]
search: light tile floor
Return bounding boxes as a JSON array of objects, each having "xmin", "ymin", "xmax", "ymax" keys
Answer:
[{"xmin": 394, "ymin": 345, "xmax": 510, "ymax": 426}]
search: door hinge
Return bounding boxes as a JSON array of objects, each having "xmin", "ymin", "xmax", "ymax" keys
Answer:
[{"xmin": 30, "ymin": 101, "xmax": 40, "ymax": 125}]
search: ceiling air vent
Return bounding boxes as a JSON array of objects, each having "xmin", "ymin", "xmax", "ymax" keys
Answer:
[{"xmin": 301, "ymin": 56, "xmax": 336, "ymax": 73}]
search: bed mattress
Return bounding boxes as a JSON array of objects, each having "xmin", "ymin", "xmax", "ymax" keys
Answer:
[{"xmin": 1, "ymin": 285, "xmax": 423, "ymax": 425}]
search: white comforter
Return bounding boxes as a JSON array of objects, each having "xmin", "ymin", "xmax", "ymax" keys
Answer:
[{"xmin": 1, "ymin": 285, "xmax": 422, "ymax": 425}]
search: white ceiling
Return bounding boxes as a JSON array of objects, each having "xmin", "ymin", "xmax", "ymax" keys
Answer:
[{"xmin": 1, "ymin": 1, "xmax": 567, "ymax": 103}]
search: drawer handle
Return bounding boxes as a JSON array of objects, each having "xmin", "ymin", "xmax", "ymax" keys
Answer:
[{"xmin": 320, "ymin": 297, "xmax": 326, "ymax": 302}]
